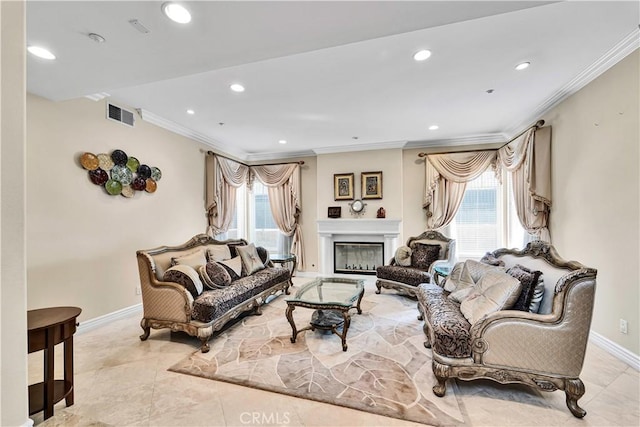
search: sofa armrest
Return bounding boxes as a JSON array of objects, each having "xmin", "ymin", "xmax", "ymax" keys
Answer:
[
  {"xmin": 137, "ymin": 253, "xmax": 193, "ymax": 323},
  {"xmin": 469, "ymin": 309, "xmax": 585, "ymax": 376}
]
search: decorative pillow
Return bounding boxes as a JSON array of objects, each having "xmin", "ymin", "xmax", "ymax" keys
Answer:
[
  {"xmin": 227, "ymin": 241, "xmax": 247, "ymax": 258},
  {"xmin": 444, "ymin": 261, "xmax": 475, "ymax": 293},
  {"xmin": 460, "ymin": 269, "xmax": 522, "ymax": 324},
  {"xmin": 448, "ymin": 286, "xmax": 475, "ymax": 304},
  {"xmin": 236, "ymin": 243, "xmax": 266, "ymax": 276},
  {"xmin": 529, "ymin": 277, "xmax": 546, "ymax": 313},
  {"xmin": 217, "ymin": 257, "xmax": 242, "ymax": 281},
  {"xmin": 507, "ymin": 264, "xmax": 543, "ymax": 312},
  {"xmin": 410, "ymin": 243, "xmax": 441, "ymax": 270},
  {"xmin": 171, "ymin": 249, "xmax": 207, "ymax": 270},
  {"xmin": 480, "ymin": 252, "xmax": 505, "ymax": 267},
  {"xmin": 394, "ymin": 246, "xmax": 412, "ymax": 266},
  {"xmin": 198, "ymin": 262, "xmax": 232, "ymax": 289},
  {"xmin": 256, "ymin": 246, "xmax": 270, "ymax": 266},
  {"xmin": 206, "ymin": 245, "xmax": 231, "ymax": 262},
  {"xmin": 163, "ymin": 265, "xmax": 203, "ymax": 298}
]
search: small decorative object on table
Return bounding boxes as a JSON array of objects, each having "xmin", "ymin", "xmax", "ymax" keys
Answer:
[
  {"xmin": 349, "ymin": 199, "xmax": 366, "ymax": 216},
  {"xmin": 328, "ymin": 206, "xmax": 341, "ymax": 218},
  {"xmin": 376, "ymin": 207, "xmax": 386, "ymax": 218}
]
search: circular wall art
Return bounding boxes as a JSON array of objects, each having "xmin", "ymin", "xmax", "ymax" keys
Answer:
[{"xmin": 80, "ymin": 149, "xmax": 162, "ymax": 198}]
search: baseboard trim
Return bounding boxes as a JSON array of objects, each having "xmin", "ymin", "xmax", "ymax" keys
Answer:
[
  {"xmin": 77, "ymin": 303, "xmax": 142, "ymax": 335},
  {"xmin": 590, "ymin": 330, "xmax": 640, "ymax": 371}
]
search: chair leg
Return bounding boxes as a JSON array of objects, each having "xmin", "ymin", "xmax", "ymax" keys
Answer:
[
  {"xmin": 375, "ymin": 280, "xmax": 382, "ymax": 294},
  {"xmin": 139, "ymin": 318, "xmax": 150, "ymax": 341},
  {"xmin": 432, "ymin": 361, "xmax": 449, "ymax": 397},
  {"xmin": 565, "ymin": 378, "xmax": 587, "ymax": 418},
  {"xmin": 200, "ymin": 336, "xmax": 211, "ymax": 353}
]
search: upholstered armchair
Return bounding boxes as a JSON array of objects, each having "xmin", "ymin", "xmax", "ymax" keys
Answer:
[{"xmin": 375, "ymin": 230, "xmax": 456, "ymax": 297}]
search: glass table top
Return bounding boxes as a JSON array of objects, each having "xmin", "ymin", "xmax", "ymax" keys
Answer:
[{"xmin": 287, "ymin": 277, "xmax": 364, "ymax": 307}]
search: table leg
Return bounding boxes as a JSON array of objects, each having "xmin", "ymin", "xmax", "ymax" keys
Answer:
[
  {"xmin": 340, "ymin": 311, "xmax": 351, "ymax": 351},
  {"xmin": 44, "ymin": 336, "xmax": 54, "ymax": 420},
  {"xmin": 286, "ymin": 304, "xmax": 298, "ymax": 343},
  {"xmin": 355, "ymin": 288, "xmax": 364, "ymax": 315},
  {"xmin": 64, "ymin": 337, "xmax": 74, "ymax": 406}
]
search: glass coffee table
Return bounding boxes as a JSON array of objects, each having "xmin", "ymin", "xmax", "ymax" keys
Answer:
[{"xmin": 285, "ymin": 277, "xmax": 364, "ymax": 351}]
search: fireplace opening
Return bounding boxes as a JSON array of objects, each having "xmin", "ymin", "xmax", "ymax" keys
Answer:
[{"xmin": 334, "ymin": 242, "xmax": 384, "ymax": 275}]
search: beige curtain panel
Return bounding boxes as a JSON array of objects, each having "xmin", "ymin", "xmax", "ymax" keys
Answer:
[
  {"xmin": 251, "ymin": 164, "xmax": 305, "ymax": 270},
  {"xmin": 423, "ymin": 125, "xmax": 552, "ymax": 241},
  {"xmin": 423, "ymin": 150, "xmax": 497, "ymax": 230},
  {"xmin": 497, "ymin": 126, "xmax": 552, "ymax": 241},
  {"xmin": 205, "ymin": 155, "xmax": 249, "ymax": 236}
]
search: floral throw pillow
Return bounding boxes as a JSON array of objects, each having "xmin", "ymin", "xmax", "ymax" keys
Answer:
[
  {"xmin": 163, "ymin": 265, "xmax": 203, "ymax": 298},
  {"xmin": 410, "ymin": 243, "xmax": 441, "ymax": 270},
  {"xmin": 199, "ymin": 262, "xmax": 232, "ymax": 289}
]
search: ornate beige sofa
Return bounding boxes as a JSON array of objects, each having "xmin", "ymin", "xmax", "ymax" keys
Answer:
[
  {"xmin": 136, "ymin": 234, "xmax": 291, "ymax": 352},
  {"xmin": 416, "ymin": 241, "xmax": 597, "ymax": 418},
  {"xmin": 375, "ymin": 230, "xmax": 456, "ymax": 297}
]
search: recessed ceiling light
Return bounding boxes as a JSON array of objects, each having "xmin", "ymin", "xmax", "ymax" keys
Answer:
[
  {"xmin": 186, "ymin": 109, "xmax": 195, "ymax": 115},
  {"xmin": 278, "ymin": 140, "xmax": 287, "ymax": 145},
  {"xmin": 429, "ymin": 125, "xmax": 439, "ymax": 130},
  {"xmin": 352, "ymin": 136, "xmax": 359, "ymax": 140},
  {"xmin": 27, "ymin": 46, "xmax": 56, "ymax": 60},
  {"xmin": 230, "ymin": 83, "xmax": 245, "ymax": 93},
  {"xmin": 515, "ymin": 62, "xmax": 530, "ymax": 71},
  {"xmin": 162, "ymin": 2, "xmax": 191, "ymax": 24},
  {"xmin": 413, "ymin": 49, "xmax": 431, "ymax": 61}
]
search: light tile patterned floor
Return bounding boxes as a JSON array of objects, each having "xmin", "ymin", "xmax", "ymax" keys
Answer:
[{"xmin": 30, "ymin": 277, "xmax": 639, "ymax": 427}]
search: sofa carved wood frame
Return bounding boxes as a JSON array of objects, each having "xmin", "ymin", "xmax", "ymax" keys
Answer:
[
  {"xmin": 375, "ymin": 230, "xmax": 455, "ymax": 297},
  {"xmin": 417, "ymin": 242, "xmax": 597, "ymax": 418},
  {"xmin": 136, "ymin": 234, "xmax": 290, "ymax": 353}
]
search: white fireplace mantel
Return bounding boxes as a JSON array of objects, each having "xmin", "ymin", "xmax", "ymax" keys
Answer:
[{"xmin": 317, "ymin": 219, "xmax": 402, "ymax": 275}]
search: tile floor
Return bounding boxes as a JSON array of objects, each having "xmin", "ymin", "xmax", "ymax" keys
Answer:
[{"xmin": 30, "ymin": 277, "xmax": 639, "ymax": 427}]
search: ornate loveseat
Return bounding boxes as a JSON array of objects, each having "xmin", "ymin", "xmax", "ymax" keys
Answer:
[
  {"xmin": 416, "ymin": 241, "xmax": 597, "ymax": 418},
  {"xmin": 375, "ymin": 230, "xmax": 456, "ymax": 297},
  {"xmin": 137, "ymin": 234, "xmax": 291, "ymax": 352}
]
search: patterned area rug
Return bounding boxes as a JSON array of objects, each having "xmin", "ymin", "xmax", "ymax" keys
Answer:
[{"xmin": 169, "ymin": 282, "xmax": 467, "ymax": 426}]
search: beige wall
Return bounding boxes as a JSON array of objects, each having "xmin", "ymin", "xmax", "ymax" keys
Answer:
[
  {"xmin": 26, "ymin": 95, "xmax": 210, "ymax": 322},
  {"xmin": 546, "ymin": 50, "xmax": 639, "ymax": 355},
  {"xmin": 1, "ymin": 1, "xmax": 29, "ymax": 425}
]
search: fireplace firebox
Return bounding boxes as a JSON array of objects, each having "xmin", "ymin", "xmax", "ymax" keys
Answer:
[{"xmin": 334, "ymin": 242, "xmax": 384, "ymax": 275}]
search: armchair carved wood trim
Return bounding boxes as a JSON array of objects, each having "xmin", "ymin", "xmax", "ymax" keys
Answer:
[{"xmin": 375, "ymin": 230, "xmax": 455, "ymax": 297}]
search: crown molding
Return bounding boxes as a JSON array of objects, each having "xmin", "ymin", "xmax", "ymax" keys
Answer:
[
  {"xmin": 505, "ymin": 28, "xmax": 640, "ymax": 138},
  {"xmin": 137, "ymin": 108, "xmax": 249, "ymax": 160},
  {"xmin": 245, "ymin": 149, "xmax": 316, "ymax": 163},
  {"xmin": 404, "ymin": 133, "xmax": 506, "ymax": 150},
  {"xmin": 312, "ymin": 140, "xmax": 407, "ymax": 155}
]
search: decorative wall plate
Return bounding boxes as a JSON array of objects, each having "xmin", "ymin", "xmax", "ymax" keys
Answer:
[
  {"xmin": 80, "ymin": 152, "xmax": 99, "ymax": 170},
  {"xmin": 110, "ymin": 165, "xmax": 133, "ymax": 186},
  {"xmin": 97, "ymin": 153, "xmax": 114, "ymax": 171},
  {"xmin": 105, "ymin": 179, "xmax": 122, "ymax": 195},
  {"xmin": 138, "ymin": 164, "xmax": 151, "ymax": 179},
  {"xmin": 132, "ymin": 177, "xmax": 146, "ymax": 191},
  {"xmin": 151, "ymin": 167, "xmax": 162, "ymax": 181},
  {"xmin": 121, "ymin": 185, "xmax": 135, "ymax": 198},
  {"xmin": 111, "ymin": 149, "xmax": 128, "ymax": 166},
  {"xmin": 126, "ymin": 157, "xmax": 140, "ymax": 172},
  {"xmin": 88, "ymin": 168, "xmax": 108, "ymax": 185},
  {"xmin": 145, "ymin": 178, "xmax": 157, "ymax": 193}
]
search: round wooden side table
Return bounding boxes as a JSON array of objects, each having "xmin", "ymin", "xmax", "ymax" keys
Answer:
[{"xmin": 27, "ymin": 306, "xmax": 82, "ymax": 420}]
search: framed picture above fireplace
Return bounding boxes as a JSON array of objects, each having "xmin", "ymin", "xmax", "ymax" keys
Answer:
[
  {"xmin": 361, "ymin": 171, "xmax": 382, "ymax": 199},
  {"xmin": 334, "ymin": 173, "xmax": 354, "ymax": 200}
]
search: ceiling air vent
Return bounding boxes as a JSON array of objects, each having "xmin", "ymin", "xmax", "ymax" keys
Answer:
[{"xmin": 107, "ymin": 103, "xmax": 135, "ymax": 127}]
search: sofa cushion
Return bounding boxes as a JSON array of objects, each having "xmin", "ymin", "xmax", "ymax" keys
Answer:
[
  {"xmin": 394, "ymin": 246, "xmax": 412, "ymax": 267},
  {"xmin": 410, "ymin": 243, "xmax": 441, "ymax": 270},
  {"xmin": 460, "ymin": 269, "xmax": 522, "ymax": 324},
  {"xmin": 191, "ymin": 267, "xmax": 289, "ymax": 323},
  {"xmin": 444, "ymin": 260, "xmax": 497, "ymax": 293},
  {"xmin": 376, "ymin": 265, "xmax": 431, "ymax": 287},
  {"xmin": 206, "ymin": 245, "xmax": 231, "ymax": 262},
  {"xmin": 417, "ymin": 283, "xmax": 472, "ymax": 358},
  {"xmin": 480, "ymin": 252, "xmax": 506, "ymax": 267},
  {"xmin": 529, "ymin": 276, "xmax": 545, "ymax": 313},
  {"xmin": 507, "ymin": 264, "xmax": 543, "ymax": 312},
  {"xmin": 256, "ymin": 246, "xmax": 270, "ymax": 266},
  {"xmin": 163, "ymin": 265, "xmax": 203, "ymax": 298},
  {"xmin": 217, "ymin": 257, "xmax": 242, "ymax": 281},
  {"xmin": 171, "ymin": 249, "xmax": 207, "ymax": 270},
  {"xmin": 237, "ymin": 243, "xmax": 266, "ymax": 275},
  {"xmin": 199, "ymin": 262, "xmax": 232, "ymax": 289}
]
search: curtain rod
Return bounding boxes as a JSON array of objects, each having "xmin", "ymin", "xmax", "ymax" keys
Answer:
[
  {"xmin": 417, "ymin": 119, "xmax": 545, "ymax": 158},
  {"xmin": 206, "ymin": 150, "xmax": 304, "ymax": 167}
]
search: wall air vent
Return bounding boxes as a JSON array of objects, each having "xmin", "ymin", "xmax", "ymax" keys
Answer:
[{"xmin": 107, "ymin": 103, "xmax": 135, "ymax": 127}]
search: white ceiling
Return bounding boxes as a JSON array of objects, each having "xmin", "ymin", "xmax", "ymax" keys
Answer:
[{"xmin": 27, "ymin": 1, "xmax": 639, "ymax": 161}]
